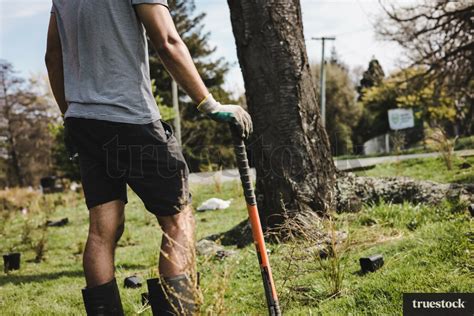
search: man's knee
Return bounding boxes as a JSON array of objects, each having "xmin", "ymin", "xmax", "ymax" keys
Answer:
[
  {"xmin": 158, "ymin": 215, "xmax": 184, "ymax": 236},
  {"xmin": 157, "ymin": 205, "xmax": 194, "ymax": 236},
  {"xmin": 88, "ymin": 200, "xmax": 125, "ymax": 244},
  {"xmin": 88, "ymin": 220, "xmax": 124, "ymax": 246}
]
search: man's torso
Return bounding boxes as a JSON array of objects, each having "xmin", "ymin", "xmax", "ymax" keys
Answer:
[{"xmin": 52, "ymin": 0, "xmax": 164, "ymax": 124}]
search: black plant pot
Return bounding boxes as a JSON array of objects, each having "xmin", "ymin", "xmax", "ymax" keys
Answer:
[{"xmin": 3, "ymin": 252, "xmax": 21, "ymax": 272}]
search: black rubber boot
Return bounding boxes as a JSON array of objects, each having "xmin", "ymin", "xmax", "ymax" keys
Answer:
[
  {"xmin": 82, "ymin": 278, "xmax": 124, "ymax": 316},
  {"xmin": 147, "ymin": 275, "xmax": 197, "ymax": 315}
]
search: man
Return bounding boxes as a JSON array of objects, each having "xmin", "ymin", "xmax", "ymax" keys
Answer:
[{"xmin": 45, "ymin": 0, "xmax": 252, "ymax": 315}]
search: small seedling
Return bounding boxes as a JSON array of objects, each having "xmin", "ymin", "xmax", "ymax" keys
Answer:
[
  {"xmin": 318, "ymin": 221, "xmax": 347, "ymax": 296},
  {"xmin": 33, "ymin": 235, "xmax": 47, "ymax": 263},
  {"xmin": 118, "ymin": 230, "xmax": 135, "ymax": 247},
  {"xmin": 0, "ymin": 211, "xmax": 12, "ymax": 235},
  {"xmin": 141, "ymin": 292, "xmax": 149, "ymax": 306},
  {"xmin": 318, "ymin": 246, "xmax": 334, "ymax": 260},
  {"xmin": 406, "ymin": 218, "xmax": 419, "ymax": 231},
  {"xmin": 425, "ymin": 127, "xmax": 457, "ymax": 170},
  {"xmin": 213, "ymin": 169, "xmax": 222, "ymax": 193},
  {"xmin": 21, "ymin": 220, "xmax": 33, "ymax": 245},
  {"xmin": 53, "ymin": 196, "xmax": 65, "ymax": 207},
  {"xmin": 74, "ymin": 241, "xmax": 84, "ymax": 256},
  {"xmin": 32, "ymin": 225, "xmax": 49, "ymax": 263},
  {"xmin": 359, "ymin": 215, "xmax": 377, "ymax": 227}
]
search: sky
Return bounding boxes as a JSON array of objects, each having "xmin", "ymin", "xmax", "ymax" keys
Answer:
[{"xmin": 0, "ymin": 0, "xmax": 410, "ymax": 95}]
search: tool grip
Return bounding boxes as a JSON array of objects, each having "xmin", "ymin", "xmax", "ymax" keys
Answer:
[{"xmin": 230, "ymin": 126, "xmax": 257, "ymax": 206}]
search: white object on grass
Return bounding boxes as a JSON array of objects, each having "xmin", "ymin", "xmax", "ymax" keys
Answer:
[
  {"xmin": 70, "ymin": 181, "xmax": 81, "ymax": 192},
  {"xmin": 197, "ymin": 198, "xmax": 232, "ymax": 211}
]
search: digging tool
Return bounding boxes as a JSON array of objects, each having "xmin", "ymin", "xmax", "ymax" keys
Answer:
[{"xmin": 230, "ymin": 126, "xmax": 281, "ymax": 316}]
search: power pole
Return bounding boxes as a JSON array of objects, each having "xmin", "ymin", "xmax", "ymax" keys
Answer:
[
  {"xmin": 312, "ymin": 36, "xmax": 335, "ymax": 127},
  {"xmin": 171, "ymin": 79, "xmax": 182, "ymax": 146}
]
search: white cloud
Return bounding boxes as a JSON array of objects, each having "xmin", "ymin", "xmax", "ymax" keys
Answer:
[{"xmin": 1, "ymin": 1, "xmax": 50, "ymax": 19}]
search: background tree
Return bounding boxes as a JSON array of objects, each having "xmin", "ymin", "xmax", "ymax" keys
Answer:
[
  {"xmin": 50, "ymin": 124, "xmax": 80, "ymax": 181},
  {"xmin": 0, "ymin": 61, "xmax": 22, "ymax": 186},
  {"xmin": 311, "ymin": 56, "xmax": 361, "ymax": 156},
  {"xmin": 378, "ymin": 0, "xmax": 473, "ymax": 136},
  {"xmin": 352, "ymin": 58, "xmax": 385, "ymax": 154},
  {"xmin": 328, "ymin": 46, "xmax": 347, "ymax": 71},
  {"xmin": 356, "ymin": 67, "xmax": 460, "ymax": 149},
  {"xmin": 149, "ymin": 0, "xmax": 237, "ymax": 171},
  {"xmin": 392, "ymin": 68, "xmax": 457, "ymax": 127},
  {"xmin": 227, "ymin": 0, "xmax": 336, "ymax": 228},
  {"xmin": 357, "ymin": 58, "xmax": 385, "ymax": 99},
  {"xmin": 0, "ymin": 61, "xmax": 57, "ymax": 187}
]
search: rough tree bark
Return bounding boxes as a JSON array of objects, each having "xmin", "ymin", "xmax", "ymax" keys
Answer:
[{"xmin": 227, "ymin": 0, "xmax": 336, "ymax": 228}]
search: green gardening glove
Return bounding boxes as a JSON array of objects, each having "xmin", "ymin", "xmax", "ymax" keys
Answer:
[{"xmin": 197, "ymin": 94, "xmax": 253, "ymax": 139}]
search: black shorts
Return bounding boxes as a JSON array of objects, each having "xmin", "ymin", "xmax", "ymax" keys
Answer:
[{"xmin": 65, "ymin": 118, "xmax": 190, "ymax": 216}]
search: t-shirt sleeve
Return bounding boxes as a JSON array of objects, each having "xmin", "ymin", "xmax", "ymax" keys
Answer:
[
  {"xmin": 50, "ymin": 4, "xmax": 55, "ymax": 13},
  {"xmin": 131, "ymin": 0, "xmax": 168, "ymax": 7}
]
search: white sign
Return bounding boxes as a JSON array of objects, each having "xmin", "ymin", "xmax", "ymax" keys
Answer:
[{"xmin": 388, "ymin": 108, "xmax": 415, "ymax": 130}]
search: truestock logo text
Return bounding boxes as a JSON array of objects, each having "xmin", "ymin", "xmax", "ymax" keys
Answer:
[{"xmin": 403, "ymin": 293, "xmax": 473, "ymax": 316}]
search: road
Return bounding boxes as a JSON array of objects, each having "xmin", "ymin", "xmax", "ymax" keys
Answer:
[{"xmin": 188, "ymin": 149, "xmax": 474, "ymax": 185}]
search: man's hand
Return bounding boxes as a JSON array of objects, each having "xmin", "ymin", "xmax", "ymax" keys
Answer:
[{"xmin": 198, "ymin": 94, "xmax": 253, "ymax": 139}]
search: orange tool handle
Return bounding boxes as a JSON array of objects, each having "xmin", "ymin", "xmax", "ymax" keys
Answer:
[{"xmin": 231, "ymin": 126, "xmax": 281, "ymax": 316}]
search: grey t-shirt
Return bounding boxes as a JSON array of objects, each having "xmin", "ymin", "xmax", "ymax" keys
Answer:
[{"xmin": 51, "ymin": 0, "xmax": 168, "ymax": 124}]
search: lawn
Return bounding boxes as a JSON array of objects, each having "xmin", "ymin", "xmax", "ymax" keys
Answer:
[
  {"xmin": 0, "ymin": 156, "xmax": 472, "ymax": 315},
  {"xmin": 355, "ymin": 155, "xmax": 474, "ymax": 184}
]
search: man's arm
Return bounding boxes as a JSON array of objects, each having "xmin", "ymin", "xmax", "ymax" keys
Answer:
[
  {"xmin": 135, "ymin": 4, "xmax": 208, "ymax": 104},
  {"xmin": 135, "ymin": 4, "xmax": 253, "ymax": 137},
  {"xmin": 45, "ymin": 13, "xmax": 68, "ymax": 115}
]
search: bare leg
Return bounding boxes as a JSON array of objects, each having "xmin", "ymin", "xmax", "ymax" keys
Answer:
[
  {"xmin": 156, "ymin": 205, "xmax": 195, "ymax": 277},
  {"xmin": 83, "ymin": 200, "xmax": 125, "ymax": 287}
]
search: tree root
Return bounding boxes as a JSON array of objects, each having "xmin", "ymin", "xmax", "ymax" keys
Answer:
[
  {"xmin": 335, "ymin": 173, "xmax": 473, "ymax": 212},
  {"xmin": 204, "ymin": 174, "xmax": 473, "ymax": 246}
]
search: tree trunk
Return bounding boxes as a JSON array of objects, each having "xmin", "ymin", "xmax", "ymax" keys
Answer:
[{"xmin": 227, "ymin": 0, "xmax": 336, "ymax": 228}]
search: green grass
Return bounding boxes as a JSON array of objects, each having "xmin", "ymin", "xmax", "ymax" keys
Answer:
[
  {"xmin": 279, "ymin": 202, "xmax": 472, "ymax": 315},
  {"xmin": 355, "ymin": 155, "xmax": 474, "ymax": 184},
  {"xmin": 0, "ymin": 172, "xmax": 472, "ymax": 315},
  {"xmin": 455, "ymin": 135, "xmax": 474, "ymax": 151}
]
